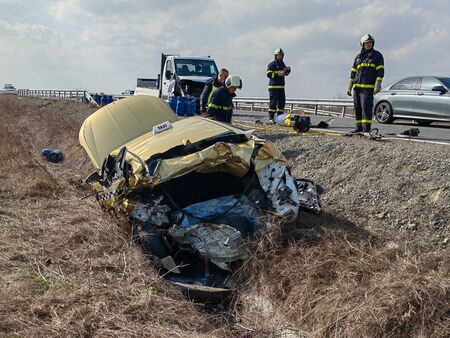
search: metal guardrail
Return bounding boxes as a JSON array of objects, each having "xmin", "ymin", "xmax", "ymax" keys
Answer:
[
  {"xmin": 234, "ymin": 97, "xmax": 354, "ymax": 117},
  {"xmin": 17, "ymin": 89, "xmax": 87, "ymax": 102},
  {"xmin": 14, "ymin": 89, "xmax": 355, "ymax": 117}
]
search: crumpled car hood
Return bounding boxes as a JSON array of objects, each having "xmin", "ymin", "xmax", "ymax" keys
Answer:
[{"xmin": 111, "ymin": 117, "xmax": 258, "ymax": 173}]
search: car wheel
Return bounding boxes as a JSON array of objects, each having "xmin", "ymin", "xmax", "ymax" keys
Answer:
[
  {"xmin": 374, "ymin": 102, "xmax": 394, "ymax": 124},
  {"xmin": 416, "ymin": 120, "xmax": 432, "ymax": 126}
]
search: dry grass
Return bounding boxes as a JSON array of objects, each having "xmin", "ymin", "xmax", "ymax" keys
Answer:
[
  {"xmin": 1, "ymin": 96, "xmax": 449, "ymax": 337},
  {"xmin": 235, "ymin": 213, "xmax": 450, "ymax": 337},
  {"xmin": 0, "ymin": 97, "xmax": 229, "ymax": 337}
]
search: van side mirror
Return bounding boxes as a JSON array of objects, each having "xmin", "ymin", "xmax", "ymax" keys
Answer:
[
  {"xmin": 165, "ymin": 70, "xmax": 172, "ymax": 80},
  {"xmin": 432, "ymin": 85, "xmax": 447, "ymax": 94}
]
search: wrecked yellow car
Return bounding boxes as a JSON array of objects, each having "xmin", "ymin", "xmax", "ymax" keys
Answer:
[{"xmin": 79, "ymin": 95, "xmax": 320, "ymax": 301}]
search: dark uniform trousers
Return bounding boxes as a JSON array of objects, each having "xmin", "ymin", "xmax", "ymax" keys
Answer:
[
  {"xmin": 213, "ymin": 109, "xmax": 232, "ymax": 123},
  {"xmin": 207, "ymin": 86, "xmax": 234, "ymax": 123},
  {"xmin": 269, "ymin": 89, "xmax": 286, "ymax": 119},
  {"xmin": 353, "ymin": 88, "xmax": 374, "ymax": 132}
]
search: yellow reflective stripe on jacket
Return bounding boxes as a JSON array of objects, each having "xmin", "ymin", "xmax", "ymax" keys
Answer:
[
  {"xmin": 268, "ymin": 109, "xmax": 277, "ymax": 112},
  {"xmin": 207, "ymin": 84, "xmax": 218, "ymax": 106},
  {"xmin": 267, "ymin": 70, "xmax": 276, "ymax": 79},
  {"xmin": 376, "ymin": 77, "xmax": 383, "ymax": 81},
  {"xmin": 356, "ymin": 63, "xmax": 376, "ymax": 69},
  {"xmin": 208, "ymin": 103, "xmax": 232, "ymax": 110},
  {"xmin": 353, "ymin": 83, "xmax": 375, "ymax": 89},
  {"xmin": 268, "ymin": 85, "xmax": 285, "ymax": 89},
  {"xmin": 351, "ymin": 68, "xmax": 357, "ymax": 72},
  {"xmin": 361, "ymin": 119, "xmax": 372, "ymax": 123},
  {"xmin": 376, "ymin": 65, "xmax": 384, "ymax": 70}
]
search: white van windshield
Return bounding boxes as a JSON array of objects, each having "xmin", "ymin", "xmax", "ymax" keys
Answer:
[{"xmin": 174, "ymin": 59, "xmax": 218, "ymax": 77}]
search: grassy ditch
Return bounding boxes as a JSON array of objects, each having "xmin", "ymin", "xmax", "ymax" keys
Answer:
[{"xmin": 0, "ymin": 96, "xmax": 448, "ymax": 337}]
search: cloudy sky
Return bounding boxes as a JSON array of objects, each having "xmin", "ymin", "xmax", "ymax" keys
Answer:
[{"xmin": 1, "ymin": 0, "xmax": 450, "ymax": 98}]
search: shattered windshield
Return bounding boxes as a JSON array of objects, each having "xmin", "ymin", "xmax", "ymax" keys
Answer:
[{"xmin": 174, "ymin": 59, "xmax": 218, "ymax": 77}]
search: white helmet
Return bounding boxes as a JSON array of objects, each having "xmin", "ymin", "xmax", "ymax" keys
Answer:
[
  {"xmin": 225, "ymin": 74, "xmax": 242, "ymax": 89},
  {"xmin": 360, "ymin": 33, "xmax": 375, "ymax": 47},
  {"xmin": 274, "ymin": 48, "xmax": 284, "ymax": 56}
]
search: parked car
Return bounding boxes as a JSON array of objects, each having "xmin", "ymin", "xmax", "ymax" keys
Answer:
[
  {"xmin": 79, "ymin": 95, "xmax": 321, "ymax": 302},
  {"xmin": 121, "ymin": 89, "xmax": 135, "ymax": 96},
  {"xmin": 373, "ymin": 76, "xmax": 450, "ymax": 125},
  {"xmin": 2, "ymin": 83, "xmax": 17, "ymax": 95}
]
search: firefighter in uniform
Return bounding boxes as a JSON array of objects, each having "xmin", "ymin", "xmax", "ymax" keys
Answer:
[
  {"xmin": 347, "ymin": 34, "xmax": 384, "ymax": 132},
  {"xmin": 200, "ymin": 68, "xmax": 229, "ymax": 113},
  {"xmin": 207, "ymin": 74, "xmax": 242, "ymax": 123},
  {"xmin": 267, "ymin": 48, "xmax": 291, "ymax": 123}
]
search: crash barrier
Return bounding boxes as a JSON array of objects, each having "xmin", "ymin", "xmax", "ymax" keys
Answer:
[
  {"xmin": 233, "ymin": 97, "xmax": 354, "ymax": 117},
  {"xmin": 167, "ymin": 96, "xmax": 196, "ymax": 116},
  {"xmin": 17, "ymin": 89, "xmax": 87, "ymax": 102},
  {"xmin": 16, "ymin": 89, "xmax": 353, "ymax": 117},
  {"xmin": 16, "ymin": 89, "xmax": 106, "ymax": 107}
]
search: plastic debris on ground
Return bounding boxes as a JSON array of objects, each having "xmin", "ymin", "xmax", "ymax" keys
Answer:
[{"xmin": 41, "ymin": 148, "xmax": 64, "ymax": 163}]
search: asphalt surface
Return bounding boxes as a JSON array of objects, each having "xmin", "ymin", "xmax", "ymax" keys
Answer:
[{"xmin": 233, "ymin": 110, "xmax": 450, "ymax": 145}]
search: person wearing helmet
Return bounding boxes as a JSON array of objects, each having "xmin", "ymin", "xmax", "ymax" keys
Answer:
[
  {"xmin": 206, "ymin": 74, "xmax": 242, "ymax": 123},
  {"xmin": 347, "ymin": 33, "xmax": 385, "ymax": 132},
  {"xmin": 267, "ymin": 48, "xmax": 291, "ymax": 123},
  {"xmin": 200, "ymin": 68, "xmax": 229, "ymax": 113}
]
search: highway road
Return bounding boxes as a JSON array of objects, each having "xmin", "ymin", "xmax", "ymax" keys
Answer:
[{"xmin": 233, "ymin": 110, "xmax": 450, "ymax": 145}]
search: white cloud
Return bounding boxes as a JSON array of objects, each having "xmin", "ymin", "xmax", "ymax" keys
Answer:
[{"xmin": 1, "ymin": 0, "xmax": 450, "ymax": 96}]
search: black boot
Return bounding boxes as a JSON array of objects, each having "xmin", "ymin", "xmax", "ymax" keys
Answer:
[{"xmin": 362, "ymin": 125, "xmax": 371, "ymax": 132}]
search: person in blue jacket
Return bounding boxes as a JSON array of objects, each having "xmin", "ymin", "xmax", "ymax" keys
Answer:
[
  {"xmin": 267, "ymin": 48, "xmax": 291, "ymax": 123},
  {"xmin": 207, "ymin": 74, "xmax": 242, "ymax": 123},
  {"xmin": 200, "ymin": 68, "xmax": 229, "ymax": 113},
  {"xmin": 347, "ymin": 34, "xmax": 384, "ymax": 132}
]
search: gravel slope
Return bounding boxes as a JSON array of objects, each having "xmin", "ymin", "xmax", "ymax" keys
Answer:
[{"xmin": 251, "ymin": 125, "xmax": 450, "ymax": 247}]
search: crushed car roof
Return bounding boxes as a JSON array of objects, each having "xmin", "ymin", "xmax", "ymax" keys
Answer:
[
  {"xmin": 79, "ymin": 95, "xmax": 178, "ymax": 169},
  {"xmin": 79, "ymin": 95, "xmax": 250, "ymax": 169}
]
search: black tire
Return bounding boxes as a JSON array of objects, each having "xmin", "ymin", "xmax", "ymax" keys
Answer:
[
  {"xmin": 374, "ymin": 102, "xmax": 394, "ymax": 124},
  {"xmin": 416, "ymin": 120, "xmax": 432, "ymax": 126}
]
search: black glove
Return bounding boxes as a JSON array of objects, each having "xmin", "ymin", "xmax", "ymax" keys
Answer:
[
  {"xmin": 284, "ymin": 66, "xmax": 291, "ymax": 76},
  {"xmin": 347, "ymin": 91, "xmax": 352, "ymax": 96}
]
